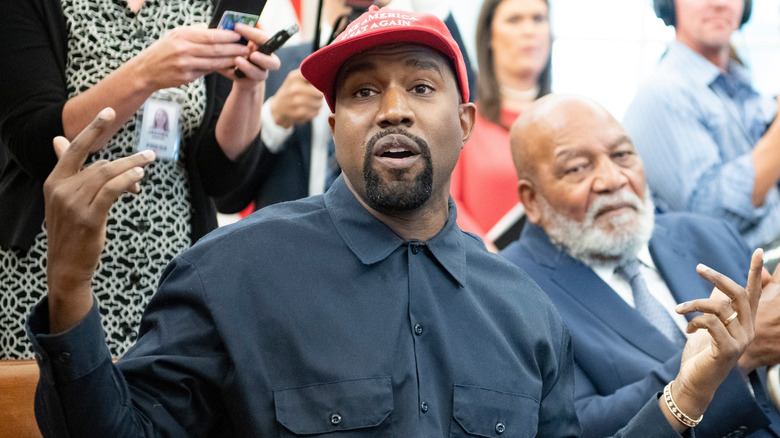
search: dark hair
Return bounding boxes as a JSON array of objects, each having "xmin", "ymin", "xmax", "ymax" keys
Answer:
[{"xmin": 475, "ymin": 0, "xmax": 552, "ymax": 129}]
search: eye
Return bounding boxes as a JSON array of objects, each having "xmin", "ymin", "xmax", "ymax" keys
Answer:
[
  {"xmin": 559, "ymin": 158, "xmax": 591, "ymax": 178},
  {"xmin": 411, "ymin": 83, "xmax": 434, "ymax": 95},
  {"xmin": 505, "ymin": 14, "xmax": 522, "ymax": 24},
  {"xmin": 532, "ymin": 13, "xmax": 547, "ymax": 23},
  {"xmin": 612, "ymin": 150, "xmax": 636, "ymax": 164},
  {"xmin": 564, "ymin": 165, "xmax": 584, "ymax": 175},
  {"xmin": 353, "ymin": 87, "xmax": 377, "ymax": 98}
]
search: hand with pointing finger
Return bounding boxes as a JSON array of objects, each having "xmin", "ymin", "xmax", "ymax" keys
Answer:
[
  {"xmin": 43, "ymin": 108, "xmax": 155, "ymax": 334},
  {"xmin": 657, "ymin": 248, "xmax": 763, "ymax": 433}
]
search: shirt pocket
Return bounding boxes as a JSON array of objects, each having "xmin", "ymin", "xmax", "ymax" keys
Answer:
[
  {"xmin": 273, "ymin": 377, "xmax": 393, "ymax": 436},
  {"xmin": 450, "ymin": 384, "xmax": 539, "ymax": 437}
]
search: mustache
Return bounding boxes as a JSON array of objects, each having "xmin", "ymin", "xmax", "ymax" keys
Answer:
[
  {"xmin": 585, "ymin": 191, "xmax": 644, "ymax": 222},
  {"xmin": 365, "ymin": 128, "xmax": 430, "ymax": 156}
]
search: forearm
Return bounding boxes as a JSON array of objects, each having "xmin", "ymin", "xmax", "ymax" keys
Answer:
[
  {"xmin": 62, "ymin": 58, "xmax": 155, "ymax": 143},
  {"xmin": 613, "ymin": 397, "xmax": 689, "ymax": 438},
  {"xmin": 751, "ymin": 119, "xmax": 780, "ymax": 207},
  {"xmin": 575, "ymin": 357, "xmax": 679, "ymax": 438},
  {"xmin": 29, "ymin": 301, "xmax": 153, "ymax": 437},
  {"xmin": 215, "ymin": 81, "xmax": 266, "ymax": 161}
]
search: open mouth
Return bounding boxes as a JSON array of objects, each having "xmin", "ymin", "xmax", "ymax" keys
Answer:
[
  {"xmin": 381, "ymin": 148, "xmax": 415, "ymax": 159},
  {"xmin": 372, "ymin": 133, "xmax": 422, "ymax": 168}
]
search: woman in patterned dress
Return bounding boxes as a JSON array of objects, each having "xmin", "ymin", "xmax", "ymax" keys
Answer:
[{"xmin": 0, "ymin": 0, "xmax": 278, "ymax": 358}]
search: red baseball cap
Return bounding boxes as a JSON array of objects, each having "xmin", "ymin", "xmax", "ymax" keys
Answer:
[{"xmin": 300, "ymin": 5, "xmax": 470, "ymax": 112}]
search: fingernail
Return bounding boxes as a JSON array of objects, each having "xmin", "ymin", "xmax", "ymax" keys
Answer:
[
  {"xmin": 140, "ymin": 150, "xmax": 155, "ymax": 161},
  {"xmin": 98, "ymin": 108, "xmax": 112, "ymax": 120},
  {"xmin": 697, "ymin": 263, "xmax": 712, "ymax": 272},
  {"xmin": 675, "ymin": 303, "xmax": 687, "ymax": 312}
]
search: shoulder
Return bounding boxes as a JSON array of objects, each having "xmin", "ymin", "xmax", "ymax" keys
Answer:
[
  {"xmin": 655, "ymin": 212, "xmax": 741, "ymax": 241},
  {"xmin": 184, "ymin": 196, "xmax": 329, "ymax": 262},
  {"xmin": 653, "ymin": 212, "xmax": 751, "ymax": 264},
  {"xmin": 501, "ymin": 224, "xmax": 550, "ymax": 273},
  {"xmin": 624, "ymin": 54, "xmax": 695, "ymax": 119},
  {"xmin": 463, "ymin": 232, "xmax": 562, "ymax": 314}
]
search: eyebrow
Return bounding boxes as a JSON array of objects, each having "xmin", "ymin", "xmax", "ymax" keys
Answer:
[
  {"xmin": 554, "ymin": 134, "xmax": 634, "ymax": 159},
  {"xmin": 404, "ymin": 58, "xmax": 443, "ymax": 76},
  {"xmin": 553, "ymin": 148, "xmax": 585, "ymax": 162},
  {"xmin": 338, "ymin": 57, "xmax": 444, "ymax": 83},
  {"xmin": 338, "ymin": 60, "xmax": 378, "ymax": 82},
  {"xmin": 610, "ymin": 134, "xmax": 633, "ymax": 149}
]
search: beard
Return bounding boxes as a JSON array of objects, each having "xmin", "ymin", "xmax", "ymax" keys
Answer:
[
  {"xmin": 538, "ymin": 189, "xmax": 655, "ymax": 267},
  {"xmin": 363, "ymin": 128, "xmax": 434, "ymax": 213}
]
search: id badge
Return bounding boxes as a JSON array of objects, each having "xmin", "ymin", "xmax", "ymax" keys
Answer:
[{"xmin": 135, "ymin": 88, "xmax": 185, "ymax": 160}]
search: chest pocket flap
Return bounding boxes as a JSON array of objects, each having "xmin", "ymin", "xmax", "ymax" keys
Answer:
[
  {"xmin": 274, "ymin": 377, "xmax": 393, "ymax": 435},
  {"xmin": 452, "ymin": 384, "xmax": 539, "ymax": 437}
]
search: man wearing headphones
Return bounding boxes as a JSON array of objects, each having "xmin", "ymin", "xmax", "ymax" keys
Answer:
[{"xmin": 623, "ymin": 0, "xmax": 780, "ymax": 269}]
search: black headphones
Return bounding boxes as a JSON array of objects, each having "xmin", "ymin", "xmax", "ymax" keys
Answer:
[{"xmin": 653, "ymin": 0, "xmax": 752, "ymax": 27}]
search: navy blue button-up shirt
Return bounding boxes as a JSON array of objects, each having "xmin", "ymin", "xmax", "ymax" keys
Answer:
[{"xmin": 28, "ymin": 177, "xmax": 680, "ymax": 437}]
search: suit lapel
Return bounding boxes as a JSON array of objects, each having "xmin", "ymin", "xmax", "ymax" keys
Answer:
[
  {"xmin": 648, "ymin": 222, "xmax": 709, "ymax": 313},
  {"xmin": 522, "ymin": 223, "xmax": 680, "ymax": 361}
]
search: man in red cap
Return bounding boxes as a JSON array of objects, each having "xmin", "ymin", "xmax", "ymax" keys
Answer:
[{"xmin": 29, "ymin": 5, "xmax": 763, "ymax": 437}]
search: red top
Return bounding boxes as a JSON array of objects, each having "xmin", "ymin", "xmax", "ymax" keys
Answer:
[{"xmin": 451, "ymin": 107, "xmax": 521, "ymax": 241}]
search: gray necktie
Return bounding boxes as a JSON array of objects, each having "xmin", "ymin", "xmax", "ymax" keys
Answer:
[{"xmin": 616, "ymin": 259, "xmax": 687, "ymax": 346}]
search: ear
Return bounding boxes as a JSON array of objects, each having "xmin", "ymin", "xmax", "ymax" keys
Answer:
[
  {"xmin": 328, "ymin": 114, "xmax": 336, "ymax": 136},
  {"xmin": 458, "ymin": 102, "xmax": 477, "ymax": 147},
  {"xmin": 518, "ymin": 178, "xmax": 542, "ymax": 224}
]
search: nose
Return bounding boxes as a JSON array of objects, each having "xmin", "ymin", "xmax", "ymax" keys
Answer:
[
  {"xmin": 376, "ymin": 86, "xmax": 414, "ymax": 128},
  {"xmin": 592, "ymin": 158, "xmax": 629, "ymax": 194}
]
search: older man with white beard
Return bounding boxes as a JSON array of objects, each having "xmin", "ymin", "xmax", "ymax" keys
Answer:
[{"xmin": 501, "ymin": 94, "xmax": 780, "ymax": 438}]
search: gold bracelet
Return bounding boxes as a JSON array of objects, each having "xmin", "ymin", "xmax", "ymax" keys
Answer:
[{"xmin": 663, "ymin": 381, "xmax": 703, "ymax": 428}]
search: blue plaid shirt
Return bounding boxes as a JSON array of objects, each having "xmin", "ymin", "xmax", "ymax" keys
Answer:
[{"xmin": 623, "ymin": 41, "xmax": 779, "ymax": 248}]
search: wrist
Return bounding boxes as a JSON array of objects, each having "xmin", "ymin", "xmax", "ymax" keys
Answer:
[
  {"xmin": 46, "ymin": 282, "xmax": 94, "ymax": 334},
  {"xmin": 269, "ymin": 98, "xmax": 293, "ymax": 129},
  {"xmin": 123, "ymin": 52, "xmax": 157, "ymax": 96},
  {"xmin": 664, "ymin": 380, "xmax": 705, "ymax": 429},
  {"xmin": 738, "ymin": 352, "xmax": 759, "ymax": 374}
]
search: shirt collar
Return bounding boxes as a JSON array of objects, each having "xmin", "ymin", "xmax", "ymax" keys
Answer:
[
  {"xmin": 590, "ymin": 245, "xmax": 656, "ymax": 282},
  {"xmin": 324, "ymin": 176, "xmax": 467, "ymax": 287},
  {"xmin": 666, "ymin": 41, "xmax": 753, "ymax": 90}
]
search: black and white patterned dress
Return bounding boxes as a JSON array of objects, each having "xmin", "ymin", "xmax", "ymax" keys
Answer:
[{"xmin": 0, "ymin": 0, "xmax": 212, "ymax": 359}]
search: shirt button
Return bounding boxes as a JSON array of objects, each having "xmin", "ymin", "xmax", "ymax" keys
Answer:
[
  {"xmin": 34, "ymin": 352, "xmax": 45, "ymax": 362},
  {"xmin": 411, "ymin": 245, "xmax": 420, "ymax": 254},
  {"xmin": 129, "ymin": 271, "xmax": 142, "ymax": 284},
  {"xmin": 133, "ymin": 29, "xmax": 145, "ymax": 39},
  {"xmin": 420, "ymin": 401, "xmax": 428, "ymax": 413},
  {"xmin": 330, "ymin": 413, "xmax": 342, "ymax": 425},
  {"xmin": 414, "ymin": 324, "xmax": 423, "ymax": 335},
  {"xmin": 495, "ymin": 422, "xmax": 506, "ymax": 434},
  {"xmin": 58, "ymin": 352, "xmax": 71, "ymax": 364}
]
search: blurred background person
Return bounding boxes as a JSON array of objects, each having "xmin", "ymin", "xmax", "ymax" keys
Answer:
[
  {"xmin": 450, "ymin": 0, "xmax": 552, "ymax": 250},
  {"xmin": 0, "ymin": 0, "xmax": 276, "ymax": 359},
  {"xmin": 622, "ymin": 0, "xmax": 780, "ymax": 268}
]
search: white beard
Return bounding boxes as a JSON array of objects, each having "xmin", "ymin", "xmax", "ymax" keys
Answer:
[{"xmin": 538, "ymin": 189, "xmax": 655, "ymax": 267}]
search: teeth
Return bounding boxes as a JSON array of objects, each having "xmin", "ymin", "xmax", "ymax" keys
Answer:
[{"xmin": 387, "ymin": 147, "xmax": 407, "ymax": 153}]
